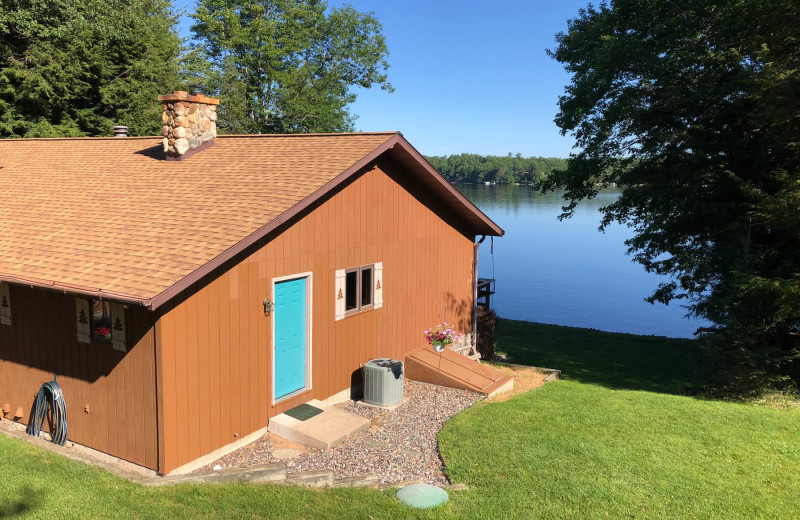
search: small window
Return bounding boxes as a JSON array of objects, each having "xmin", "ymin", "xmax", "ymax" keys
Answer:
[
  {"xmin": 345, "ymin": 265, "xmax": 374, "ymax": 314},
  {"xmin": 361, "ymin": 268, "xmax": 372, "ymax": 307},
  {"xmin": 91, "ymin": 300, "xmax": 112, "ymax": 343},
  {"xmin": 335, "ymin": 263, "xmax": 382, "ymax": 320},
  {"xmin": 345, "ymin": 270, "xmax": 358, "ymax": 311}
]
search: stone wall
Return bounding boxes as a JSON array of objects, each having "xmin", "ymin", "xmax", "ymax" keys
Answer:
[{"xmin": 158, "ymin": 90, "xmax": 219, "ymax": 158}]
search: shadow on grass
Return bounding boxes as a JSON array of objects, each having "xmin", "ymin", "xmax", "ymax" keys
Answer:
[
  {"xmin": 495, "ymin": 319, "xmax": 699, "ymax": 395},
  {"xmin": 0, "ymin": 486, "xmax": 44, "ymax": 518}
]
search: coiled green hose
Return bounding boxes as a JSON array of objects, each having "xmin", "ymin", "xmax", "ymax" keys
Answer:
[{"xmin": 26, "ymin": 380, "xmax": 68, "ymax": 446}]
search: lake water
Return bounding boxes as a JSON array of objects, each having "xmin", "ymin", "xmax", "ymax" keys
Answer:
[{"xmin": 461, "ymin": 184, "xmax": 706, "ymax": 338}]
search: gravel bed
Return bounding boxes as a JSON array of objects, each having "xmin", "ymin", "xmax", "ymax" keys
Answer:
[{"xmin": 199, "ymin": 380, "xmax": 483, "ymax": 485}]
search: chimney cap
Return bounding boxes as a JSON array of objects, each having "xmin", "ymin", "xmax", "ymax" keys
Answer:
[
  {"xmin": 187, "ymin": 83, "xmax": 207, "ymax": 95},
  {"xmin": 113, "ymin": 125, "xmax": 128, "ymax": 138}
]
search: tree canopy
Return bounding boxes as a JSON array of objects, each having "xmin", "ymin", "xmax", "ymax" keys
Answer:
[
  {"xmin": 547, "ymin": 0, "xmax": 800, "ymax": 387},
  {"xmin": 0, "ymin": 0, "xmax": 181, "ymax": 137},
  {"xmin": 189, "ymin": 0, "xmax": 393, "ymax": 134},
  {"xmin": 426, "ymin": 153, "xmax": 567, "ymax": 184}
]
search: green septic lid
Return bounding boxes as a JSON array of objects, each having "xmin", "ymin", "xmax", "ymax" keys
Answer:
[{"xmin": 396, "ymin": 484, "xmax": 449, "ymax": 509}]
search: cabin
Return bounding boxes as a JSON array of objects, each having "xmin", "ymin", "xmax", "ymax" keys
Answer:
[{"xmin": 0, "ymin": 91, "xmax": 503, "ymax": 475}]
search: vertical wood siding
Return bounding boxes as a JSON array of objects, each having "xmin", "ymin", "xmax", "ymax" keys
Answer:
[
  {"xmin": 157, "ymin": 160, "xmax": 476, "ymax": 473},
  {"xmin": 0, "ymin": 286, "xmax": 158, "ymax": 469}
]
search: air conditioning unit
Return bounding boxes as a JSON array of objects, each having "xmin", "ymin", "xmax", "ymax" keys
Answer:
[{"xmin": 363, "ymin": 358, "xmax": 404, "ymax": 407}]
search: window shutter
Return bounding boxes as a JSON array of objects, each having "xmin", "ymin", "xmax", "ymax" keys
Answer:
[
  {"xmin": 0, "ymin": 282, "xmax": 11, "ymax": 325},
  {"xmin": 373, "ymin": 262, "xmax": 383, "ymax": 309},
  {"xmin": 335, "ymin": 269, "xmax": 346, "ymax": 321},
  {"xmin": 76, "ymin": 298, "xmax": 90, "ymax": 343},
  {"xmin": 110, "ymin": 303, "xmax": 127, "ymax": 352}
]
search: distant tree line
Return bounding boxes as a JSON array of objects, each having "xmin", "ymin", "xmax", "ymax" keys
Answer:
[{"xmin": 425, "ymin": 153, "xmax": 567, "ymax": 184}]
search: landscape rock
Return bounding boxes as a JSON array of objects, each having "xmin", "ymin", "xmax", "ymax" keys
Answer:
[{"xmin": 198, "ymin": 381, "xmax": 483, "ymax": 485}]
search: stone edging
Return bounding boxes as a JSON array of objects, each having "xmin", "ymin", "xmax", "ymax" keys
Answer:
[
  {"xmin": 142, "ymin": 467, "xmax": 472, "ymax": 490},
  {"xmin": 0, "ymin": 423, "xmax": 410, "ymax": 489},
  {"xmin": 143, "ymin": 466, "xmax": 382, "ymax": 489},
  {"xmin": 2, "ymin": 413, "xmax": 476, "ymax": 492}
]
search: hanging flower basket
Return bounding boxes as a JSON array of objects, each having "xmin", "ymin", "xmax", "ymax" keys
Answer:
[
  {"xmin": 424, "ymin": 322, "xmax": 464, "ymax": 353},
  {"xmin": 94, "ymin": 326, "xmax": 111, "ymax": 340}
]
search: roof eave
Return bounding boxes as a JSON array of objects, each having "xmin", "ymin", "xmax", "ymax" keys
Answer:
[
  {"xmin": 147, "ymin": 133, "xmax": 503, "ymax": 311},
  {"xmin": 146, "ymin": 134, "xmax": 404, "ymax": 310},
  {"xmin": 0, "ymin": 274, "xmax": 151, "ymax": 307},
  {"xmin": 384, "ymin": 137, "xmax": 505, "ymax": 237}
]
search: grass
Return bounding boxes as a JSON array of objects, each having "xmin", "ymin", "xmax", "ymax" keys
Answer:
[
  {"xmin": 440, "ymin": 381, "xmax": 800, "ymax": 519},
  {"xmin": 494, "ymin": 319, "xmax": 699, "ymax": 394},
  {"xmin": 2, "ymin": 320, "xmax": 799, "ymax": 519},
  {"xmin": 0, "ymin": 437, "xmax": 419, "ymax": 519}
]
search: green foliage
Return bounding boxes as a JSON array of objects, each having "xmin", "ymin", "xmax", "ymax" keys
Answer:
[
  {"xmin": 546, "ymin": 0, "xmax": 800, "ymax": 386},
  {"xmin": 426, "ymin": 153, "xmax": 567, "ymax": 184},
  {"xmin": 0, "ymin": 0, "xmax": 181, "ymax": 137},
  {"xmin": 189, "ymin": 0, "xmax": 393, "ymax": 134}
]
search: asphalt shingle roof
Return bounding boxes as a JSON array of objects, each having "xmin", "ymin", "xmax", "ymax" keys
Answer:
[{"xmin": 0, "ymin": 133, "xmax": 395, "ymax": 303}]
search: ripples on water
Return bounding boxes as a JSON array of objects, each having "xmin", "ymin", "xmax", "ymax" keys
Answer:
[{"xmin": 461, "ymin": 184, "xmax": 706, "ymax": 338}]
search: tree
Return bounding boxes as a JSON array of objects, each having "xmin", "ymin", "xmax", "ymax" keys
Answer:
[
  {"xmin": 189, "ymin": 0, "xmax": 393, "ymax": 134},
  {"xmin": 546, "ymin": 0, "xmax": 800, "ymax": 387},
  {"xmin": 0, "ymin": 0, "xmax": 181, "ymax": 137},
  {"xmin": 426, "ymin": 153, "xmax": 567, "ymax": 184}
]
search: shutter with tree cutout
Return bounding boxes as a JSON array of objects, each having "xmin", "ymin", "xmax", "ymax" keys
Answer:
[
  {"xmin": 373, "ymin": 262, "xmax": 383, "ymax": 309},
  {"xmin": 110, "ymin": 303, "xmax": 126, "ymax": 352},
  {"xmin": 335, "ymin": 269, "xmax": 346, "ymax": 321},
  {"xmin": 0, "ymin": 282, "xmax": 11, "ymax": 325},
  {"xmin": 76, "ymin": 298, "xmax": 90, "ymax": 343}
]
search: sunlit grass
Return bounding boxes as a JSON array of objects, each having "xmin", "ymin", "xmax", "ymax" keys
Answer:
[
  {"xmin": 2, "ymin": 322, "xmax": 799, "ymax": 519},
  {"xmin": 440, "ymin": 380, "xmax": 800, "ymax": 519}
]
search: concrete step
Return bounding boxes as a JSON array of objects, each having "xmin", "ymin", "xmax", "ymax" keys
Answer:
[{"xmin": 268, "ymin": 399, "xmax": 370, "ymax": 450}]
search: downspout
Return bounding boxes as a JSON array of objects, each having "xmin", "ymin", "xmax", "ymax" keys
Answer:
[{"xmin": 472, "ymin": 235, "xmax": 487, "ymax": 346}]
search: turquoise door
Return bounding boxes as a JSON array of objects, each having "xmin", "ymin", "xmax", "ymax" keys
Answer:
[{"xmin": 274, "ymin": 277, "xmax": 308, "ymax": 399}]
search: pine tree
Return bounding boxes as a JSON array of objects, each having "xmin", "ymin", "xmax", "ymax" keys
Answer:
[{"xmin": 0, "ymin": 0, "xmax": 181, "ymax": 137}]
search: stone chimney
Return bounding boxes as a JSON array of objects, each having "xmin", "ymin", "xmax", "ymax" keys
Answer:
[{"xmin": 158, "ymin": 90, "xmax": 219, "ymax": 160}]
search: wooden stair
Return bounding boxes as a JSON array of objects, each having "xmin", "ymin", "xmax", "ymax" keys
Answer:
[{"xmin": 404, "ymin": 346, "xmax": 513, "ymax": 396}]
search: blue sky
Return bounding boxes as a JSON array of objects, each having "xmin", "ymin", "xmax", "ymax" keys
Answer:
[{"xmin": 173, "ymin": 0, "xmax": 590, "ymax": 157}]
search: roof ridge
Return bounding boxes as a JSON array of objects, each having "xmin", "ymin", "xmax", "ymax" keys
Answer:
[
  {"xmin": 0, "ymin": 131, "xmax": 401, "ymax": 142},
  {"xmin": 217, "ymin": 131, "xmax": 401, "ymax": 138}
]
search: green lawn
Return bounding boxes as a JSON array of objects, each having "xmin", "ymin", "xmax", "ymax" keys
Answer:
[
  {"xmin": 494, "ymin": 319, "xmax": 699, "ymax": 394},
  {"xmin": 0, "ymin": 438, "xmax": 418, "ymax": 519},
  {"xmin": 2, "ymin": 321, "xmax": 799, "ymax": 519},
  {"xmin": 440, "ymin": 381, "xmax": 800, "ymax": 519}
]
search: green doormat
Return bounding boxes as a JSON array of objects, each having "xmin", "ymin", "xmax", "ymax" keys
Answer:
[
  {"xmin": 284, "ymin": 403, "xmax": 323, "ymax": 421},
  {"xmin": 396, "ymin": 484, "xmax": 449, "ymax": 509}
]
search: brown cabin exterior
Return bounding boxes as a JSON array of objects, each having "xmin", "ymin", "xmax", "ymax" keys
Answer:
[
  {"xmin": 0, "ymin": 287, "xmax": 159, "ymax": 469},
  {"xmin": 0, "ymin": 96, "xmax": 502, "ymax": 475},
  {"xmin": 155, "ymin": 157, "xmax": 478, "ymax": 473}
]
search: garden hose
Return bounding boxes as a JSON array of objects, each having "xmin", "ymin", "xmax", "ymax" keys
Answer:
[{"xmin": 26, "ymin": 380, "xmax": 68, "ymax": 446}]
